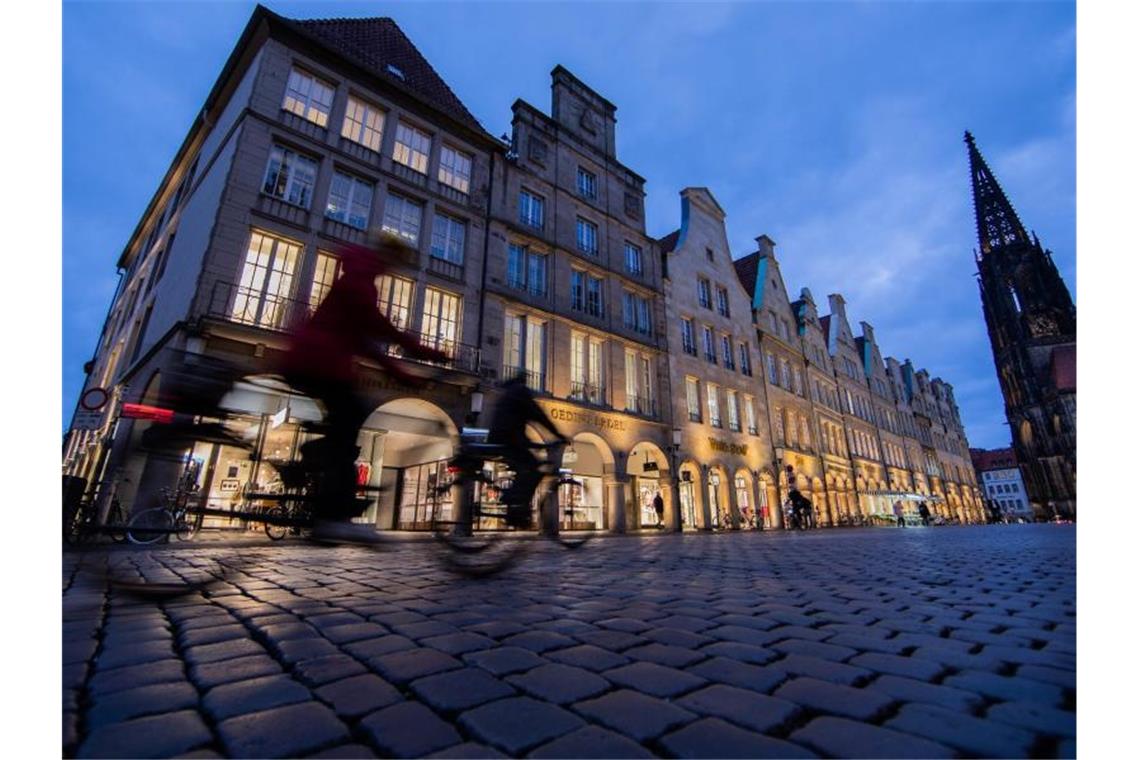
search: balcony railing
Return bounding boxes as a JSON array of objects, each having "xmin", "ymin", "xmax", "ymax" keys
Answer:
[
  {"xmin": 626, "ymin": 395, "xmax": 658, "ymax": 418},
  {"xmin": 503, "ymin": 366, "xmax": 544, "ymax": 394},
  {"xmin": 205, "ymin": 280, "xmax": 481, "ymax": 373},
  {"xmin": 569, "ymin": 381, "xmax": 605, "ymax": 406}
]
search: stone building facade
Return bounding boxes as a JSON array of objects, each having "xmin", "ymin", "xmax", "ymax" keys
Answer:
[{"xmin": 64, "ymin": 5, "xmax": 984, "ymax": 531}]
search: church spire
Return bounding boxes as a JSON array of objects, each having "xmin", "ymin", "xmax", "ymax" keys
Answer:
[{"xmin": 965, "ymin": 131, "xmax": 1029, "ymax": 255}]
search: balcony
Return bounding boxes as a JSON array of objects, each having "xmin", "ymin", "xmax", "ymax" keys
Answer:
[
  {"xmin": 204, "ymin": 280, "xmax": 481, "ymax": 374},
  {"xmin": 503, "ymin": 366, "xmax": 544, "ymax": 394},
  {"xmin": 626, "ymin": 395, "xmax": 658, "ymax": 418},
  {"xmin": 569, "ymin": 381, "xmax": 605, "ymax": 406}
]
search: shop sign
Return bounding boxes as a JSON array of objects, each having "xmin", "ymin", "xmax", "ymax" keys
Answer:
[
  {"xmin": 549, "ymin": 406, "xmax": 627, "ymax": 432},
  {"xmin": 219, "ymin": 479, "xmax": 241, "ymax": 493},
  {"xmin": 708, "ymin": 438, "xmax": 747, "ymax": 456},
  {"xmin": 642, "ymin": 461, "xmax": 659, "ymax": 473}
]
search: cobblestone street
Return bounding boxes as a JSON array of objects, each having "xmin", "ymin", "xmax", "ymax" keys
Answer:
[{"xmin": 62, "ymin": 525, "xmax": 1076, "ymax": 758}]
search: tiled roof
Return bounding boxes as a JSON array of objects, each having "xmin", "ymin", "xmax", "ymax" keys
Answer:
[
  {"xmin": 970, "ymin": 447, "xmax": 1018, "ymax": 471},
  {"xmin": 732, "ymin": 252, "xmax": 760, "ymax": 299},
  {"xmin": 658, "ymin": 230, "xmax": 681, "ymax": 255},
  {"xmin": 280, "ymin": 13, "xmax": 487, "ymax": 135},
  {"xmin": 1051, "ymin": 344, "xmax": 1076, "ymax": 392}
]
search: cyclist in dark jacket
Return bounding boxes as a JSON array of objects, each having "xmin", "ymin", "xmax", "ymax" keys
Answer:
[
  {"xmin": 486, "ymin": 374, "xmax": 568, "ymax": 528},
  {"xmin": 280, "ymin": 235, "xmax": 448, "ymax": 540}
]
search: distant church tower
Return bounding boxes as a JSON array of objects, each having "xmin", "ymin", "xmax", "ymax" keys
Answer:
[{"xmin": 966, "ymin": 131, "xmax": 1076, "ymax": 519}]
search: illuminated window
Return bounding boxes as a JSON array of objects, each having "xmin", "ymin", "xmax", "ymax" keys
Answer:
[
  {"xmin": 393, "ymin": 122, "xmax": 431, "ymax": 174},
  {"xmin": 744, "ymin": 396, "xmax": 758, "ymax": 435},
  {"xmin": 706, "ymin": 383, "xmax": 721, "ymax": 428},
  {"xmin": 262, "ymin": 146, "xmax": 318, "ymax": 208},
  {"xmin": 282, "ymin": 67, "xmax": 334, "ymax": 127},
  {"xmin": 325, "ymin": 172, "xmax": 374, "ymax": 229},
  {"xmin": 726, "ymin": 389, "xmax": 740, "ymax": 432},
  {"xmin": 439, "ymin": 146, "xmax": 472, "ymax": 194},
  {"xmin": 232, "ymin": 231, "xmax": 301, "ymax": 329},
  {"xmin": 309, "ymin": 251, "xmax": 341, "ymax": 311},
  {"xmin": 421, "ymin": 288, "xmax": 461, "ymax": 357},
  {"xmin": 686, "ymin": 377, "xmax": 701, "ymax": 422},
  {"xmin": 341, "ymin": 96, "xmax": 384, "ymax": 151},
  {"xmin": 377, "ymin": 274, "xmax": 414, "ymax": 330}
]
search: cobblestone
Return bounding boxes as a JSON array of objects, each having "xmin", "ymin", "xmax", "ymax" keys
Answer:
[
  {"xmin": 459, "ymin": 696, "xmax": 584, "ymax": 755},
  {"xmin": 790, "ymin": 716, "xmax": 956, "ymax": 758},
  {"xmin": 659, "ymin": 717, "xmax": 817, "ymax": 758},
  {"xmin": 62, "ymin": 525, "xmax": 1075, "ymax": 758},
  {"xmin": 359, "ymin": 701, "xmax": 462, "ymax": 757}
]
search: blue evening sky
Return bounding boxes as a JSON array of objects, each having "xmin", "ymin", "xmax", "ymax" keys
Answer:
[{"xmin": 62, "ymin": 0, "xmax": 1075, "ymax": 449}]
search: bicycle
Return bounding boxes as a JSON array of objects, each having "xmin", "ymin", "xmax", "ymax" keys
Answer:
[
  {"xmin": 126, "ymin": 482, "xmax": 204, "ymax": 545},
  {"xmin": 64, "ymin": 481, "xmax": 129, "ymax": 546},
  {"xmin": 433, "ymin": 431, "xmax": 588, "ymax": 576}
]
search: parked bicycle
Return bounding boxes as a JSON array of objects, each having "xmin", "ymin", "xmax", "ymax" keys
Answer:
[
  {"xmin": 126, "ymin": 480, "xmax": 204, "ymax": 545},
  {"xmin": 64, "ymin": 480, "xmax": 128, "ymax": 546},
  {"xmin": 433, "ymin": 430, "xmax": 588, "ymax": 576}
]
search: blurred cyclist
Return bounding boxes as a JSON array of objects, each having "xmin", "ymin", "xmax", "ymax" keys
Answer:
[
  {"xmin": 279, "ymin": 233, "xmax": 448, "ymax": 543},
  {"xmin": 485, "ymin": 373, "xmax": 569, "ymax": 528}
]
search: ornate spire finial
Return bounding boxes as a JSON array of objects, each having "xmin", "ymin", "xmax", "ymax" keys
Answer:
[{"xmin": 966, "ymin": 132, "xmax": 1029, "ymax": 255}]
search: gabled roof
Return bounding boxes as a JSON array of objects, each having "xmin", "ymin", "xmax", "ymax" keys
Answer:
[
  {"xmin": 970, "ymin": 447, "xmax": 1018, "ymax": 471},
  {"xmin": 733, "ymin": 252, "xmax": 762, "ymax": 309},
  {"xmin": 1051, "ymin": 344, "xmax": 1076, "ymax": 392},
  {"xmin": 282, "ymin": 13, "xmax": 487, "ymax": 135},
  {"xmin": 658, "ymin": 230, "xmax": 681, "ymax": 255}
]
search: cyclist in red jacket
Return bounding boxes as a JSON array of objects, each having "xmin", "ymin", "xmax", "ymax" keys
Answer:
[{"xmin": 279, "ymin": 234, "xmax": 448, "ymax": 543}]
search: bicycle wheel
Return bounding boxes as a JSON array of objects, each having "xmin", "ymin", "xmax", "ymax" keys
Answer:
[
  {"xmin": 264, "ymin": 507, "xmax": 288, "ymax": 541},
  {"xmin": 127, "ymin": 508, "xmax": 174, "ymax": 545},
  {"xmin": 176, "ymin": 509, "xmax": 203, "ymax": 542}
]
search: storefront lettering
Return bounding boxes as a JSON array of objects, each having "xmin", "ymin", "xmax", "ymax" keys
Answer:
[
  {"xmin": 707, "ymin": 437, "xmax": 748, "ymax": 456},
  {"xmin": 549, "ymin": 407, "xmax": 627, "ymax": 432}
]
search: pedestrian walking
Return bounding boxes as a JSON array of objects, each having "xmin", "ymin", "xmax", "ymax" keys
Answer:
[
  {"xmin": 653, "ymin": 492, "xmax": 665, "ymax": 528},
  {"xmin": 893, "ymin": 500, "xmax": 905, "ymax": 527},
  {"xmin": 918, "ymin": 501, "xmax": 931, "ymax": 526}
]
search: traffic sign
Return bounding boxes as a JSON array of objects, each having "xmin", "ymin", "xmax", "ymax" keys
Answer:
[{"xmin": 80, "ymin": 387, "xmax": 109, "ymax": 412}]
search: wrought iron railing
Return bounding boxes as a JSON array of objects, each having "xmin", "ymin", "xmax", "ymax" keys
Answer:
[
  {"xmin": 569, "ymin": 381, "xmax": 605, "ymax": 406},
  {"xmin": 503, "ymin": 366, "xmax": 544, "ymax": 393},
  {"xmin": 205, "ymin": 281, "xmax": 481, "ymax": 373},
  {"xmin": 626, "ymin": 395, "xmax": 658, "ymax": 418}
]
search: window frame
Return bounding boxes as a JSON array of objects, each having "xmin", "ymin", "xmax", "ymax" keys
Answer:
[
  {"xmin": 393, "ymin": 121, "xmax": 432, "ymax": 174},
  {"xmin": 282, "ymin": 67, "xmax": 334, "ymax": 127},
  {"xmin": 325, "ymin": 170, "xmax": 374, "ymax": 229},
  {"xmin": 341, "ymin": 95, "xmax": 385, "ymax": 152},
  {"xmin": 438, "ymin": 144, "xmax": 473, "ymax": 194}
]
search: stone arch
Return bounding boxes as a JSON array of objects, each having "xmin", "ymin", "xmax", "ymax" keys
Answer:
[
  {"xmin": 628, "ymin": 440, "xmax": 670, "ymax": 528},
  {"xmin": 706, "ymin": 463, "xmax": 731, "ymax": 529},
  {"xmin": 678, "ymin": 458, "xmax": 704, "ymax": 529},
  {"xmin": 757, "ymin": 469, "xmax": 779, "ymax": 529}
]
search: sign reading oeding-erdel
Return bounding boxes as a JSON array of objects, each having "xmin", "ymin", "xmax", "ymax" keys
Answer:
[{"xmin": 547, "ymin": 406, "xmax": 628, "ymax": 432}]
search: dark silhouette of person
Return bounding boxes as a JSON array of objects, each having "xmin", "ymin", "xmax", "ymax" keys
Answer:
[
  {"xmin": 653, "ymin": 492, "xmax": 665, "ymax": 527},
  {"xmin": 486, "ymin": 374, "xmax": 568, "ymax": 528},
  {"xmin": 918, "ymin": 501, "xmax": 931, "ymax": 526},
  {"xmin": 279, "ymin": 235, "xmax": 448, "ymax": 538},
  {"xmin": 788, "ymin": 488, "xmax": 811, "ymax": 530}
]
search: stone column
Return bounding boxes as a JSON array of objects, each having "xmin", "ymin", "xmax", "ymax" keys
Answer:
[
  {"xmin": 727, "ymin": 476, "xmax": 742, "ymax": 530},
  {"xmin": 698, "ymin": 465, "xmax": 713, "ymax": 530},
  {"xmin": 669, "ymin": 476, "xmax": 683, "ymax": 532},
  {"xmin": 605, "ymin": 476, "xmax": 627, "ymax": 534}
]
